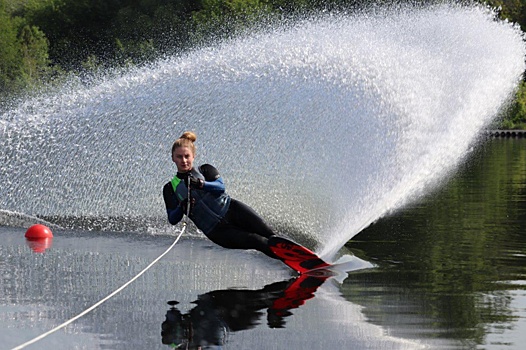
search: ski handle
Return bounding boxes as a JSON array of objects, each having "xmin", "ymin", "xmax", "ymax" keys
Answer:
[{"xmin": 185, "ymin": 178, "xmax": 191, "ymax": 223}]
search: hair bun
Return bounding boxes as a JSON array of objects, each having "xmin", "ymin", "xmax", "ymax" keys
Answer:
[{"xmin": 180, "ymin": 131, "xmax": 197, "ymax": 142}]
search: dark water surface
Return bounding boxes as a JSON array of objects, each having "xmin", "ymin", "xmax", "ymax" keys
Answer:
[
  {"xmin": 1, "ymin": 138, "xmax": 525, "ymax": 350},
  {"xmin": 348, "ymin": 138, "xmax": 526, "ymax": 349}
]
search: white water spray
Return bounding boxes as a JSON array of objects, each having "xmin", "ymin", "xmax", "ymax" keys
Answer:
[{"xmin": 1, "ymin": 4, "xmax": 524, "ymax": 259}]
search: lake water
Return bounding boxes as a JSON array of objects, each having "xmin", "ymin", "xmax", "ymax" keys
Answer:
[
  {"xmin": 349, "ymin": 138, "xmax": 526, "ymax": 350},
  {"xmin": 1, "ymin": 138, "xmax": 525, "ymax": 350}
]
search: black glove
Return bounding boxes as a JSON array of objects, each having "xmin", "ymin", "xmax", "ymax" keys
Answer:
[{"xmin": 188, "ymin": 176, "xmax": 204, "ymax": 189}]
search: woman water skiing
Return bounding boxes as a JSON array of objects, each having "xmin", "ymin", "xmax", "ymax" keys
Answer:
[{"xmin": 162, "ymin": 131, "xmax": 280, "ymax": 259}]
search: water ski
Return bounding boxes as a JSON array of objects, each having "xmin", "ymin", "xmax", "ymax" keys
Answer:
[{"xmin": 268, "ymin": 236, "xmax": 330, "ymax": 274}]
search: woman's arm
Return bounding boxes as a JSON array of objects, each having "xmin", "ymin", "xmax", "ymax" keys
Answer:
[
  {"xmin": 202, "ymin": 177, "xmax": 226, "ymax": 193},
  {"xmin": 163, "ymin": 182, "xmax": 184, "ymax": 225},
  {"xmin": 198, "ymin": 164, "xmax": 226, "ymax": 193},
  {"xmin": 167, "ymin": 206, "xmax": 184, "ymax": 225}
]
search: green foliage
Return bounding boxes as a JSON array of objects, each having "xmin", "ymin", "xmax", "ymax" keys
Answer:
[
  {"xmin": 18, "ymin": 24, "xmax": 50, "ymax": 84},
  {"xmin": 190, "ymin": 0, "xmax": 273, "ymax": 45},
  {"xmin": 111, "ymin": 1, "xmax": 195, "ymax": 64},
  {"xmin": 22, "ymin": 0, "xmax": 127, "ymax": 69},
  {"xmin": 484, "ymin": 0, "xmax": 526, "ymax": 31},
  {"xmin": 0, "ymin": 0, "xmax": 50, "ymax": 102},
  {"xmin": 500, "ymin": 81, "xmax": 526, "ymax": 129},
  {"xmin": 0, "ymin": 2, "xmax": 21, "ymax": 93}
]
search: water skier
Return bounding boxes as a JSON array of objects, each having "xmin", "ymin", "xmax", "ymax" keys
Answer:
[{"xmin": 162, "ymin": 131, "xmax": 280, "ymax": 259}]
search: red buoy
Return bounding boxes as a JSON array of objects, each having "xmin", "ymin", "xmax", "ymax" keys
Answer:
[
  {"xmin": 25, "ymin": 224, "xmax": 53, "ymax": 253},
  {"xmin": 25, "ymin": 224, "xmax": 53, "ymax": 239}
]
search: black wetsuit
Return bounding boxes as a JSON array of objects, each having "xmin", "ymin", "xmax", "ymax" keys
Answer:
[{"xmin": 163, "ymin": 164, "xmax": 278, "ymax": 259}]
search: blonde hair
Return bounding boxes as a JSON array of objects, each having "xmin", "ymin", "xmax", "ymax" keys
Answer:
[{"xmin": 171, "ymin": 131, "xmax": 197, "ymax": 155}]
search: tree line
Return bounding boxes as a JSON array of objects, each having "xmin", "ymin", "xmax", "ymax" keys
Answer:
[{"xmin": 1, "ymin": 0, "xmax": 525, "ymax": 128}]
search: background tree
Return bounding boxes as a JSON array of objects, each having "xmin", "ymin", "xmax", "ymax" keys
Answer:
[
  {"xmin": 0, "ymin": 2, "xmax": 22, "ymax": 94},
  {"xmin": 1, "ymin": 0, "xmax": 50, "ymax": 104}
]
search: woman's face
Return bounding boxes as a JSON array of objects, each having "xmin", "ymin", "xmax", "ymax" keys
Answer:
[{"xmin": 172, "ymin": 146, "xmax": 194, "ymax": 172}]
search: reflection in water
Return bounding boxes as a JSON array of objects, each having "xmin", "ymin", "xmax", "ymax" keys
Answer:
[
  {"xmin": 25, "ymin": 237, "xmax": 53, "ymax": 253},
  {"xmin": 161, "ymin": 275, "xmax": 327, "ymax": 349},
  {"xmin": 346, "ymin": 139, "xmax": 526, "ymax": 348},
  {"xmin": 0, "ymin": 228, "xmax": 453, "ymax": 349}
]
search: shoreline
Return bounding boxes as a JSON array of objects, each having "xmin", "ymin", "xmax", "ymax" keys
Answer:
[{"xmin": 486, "ymin": 129, "xmax": 526, "ymax": 138}]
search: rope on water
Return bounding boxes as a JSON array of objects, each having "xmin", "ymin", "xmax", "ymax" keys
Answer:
[{"xmin": 11, "ymin": 223, "xmax": 188, "ymax": 350}]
